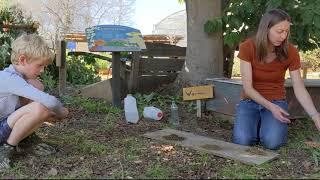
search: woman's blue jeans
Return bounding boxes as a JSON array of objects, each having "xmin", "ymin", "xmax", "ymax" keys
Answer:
[{"xmin": 232, "ymin": 99, "xmax": 288, "ymax": 150}]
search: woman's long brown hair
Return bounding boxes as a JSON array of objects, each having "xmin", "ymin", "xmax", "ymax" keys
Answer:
[{"xmin": 255, "ymin": 9, "xmax": 291, "ymax": 62}]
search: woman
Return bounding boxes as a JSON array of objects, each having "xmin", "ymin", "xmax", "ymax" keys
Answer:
[{"xmin": 232, "ymin": 9, "xmax": 320, "ymax": 150}]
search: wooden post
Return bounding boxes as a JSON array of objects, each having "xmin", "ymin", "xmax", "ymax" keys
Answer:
[
  {"xmin": 196, "ymin": 100, "xmax": 201, "ymax": 118},
  {"xmin": 128, "ymin": 52, "xmax": 140, "ymax": 93},
  {"xmin": 56, "ymin": 40, "xmax": 67, "ymax": 96},
  {"xmin": 112, "ymin": 52, "xmax": 121, "ymax": 107}
]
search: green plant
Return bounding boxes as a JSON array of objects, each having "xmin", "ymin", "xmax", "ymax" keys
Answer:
[
  {"xmin": 59, "ymin": 131, "xmax": 107, "ymax": 155},
  {"xmin": 118, "ymin": 137, "xmax": 144, "ymax": 161},
  {"xmin": 40, "ymin": 70, "xmax": 57, "ymax": 93},
  {"xmin": 205, "ymin": 0, "xmax": 320, "ymax": 77},
  {"xmin": 95, "ymin": 58, "xmax": 110, "ymax": 70},
  {"xmin": 61, "ymin": 95, "xmax": 122, "ymax": 114},
  {"xmin": 134, "ymin": 92, "xmax": 181, "ymax": 116},
  {"xmin": 0, "ymin": 6, "xmax": 37, "ymax": 69},
  {"xmin": 301, "ymin": 49, "xmax": 320, "ymax": 71},
  {"xmin": 312, "ymin": 148, "xmax": 320, "ymax": 167},
  {"xmin": 98, "ymin": 113, "xmax": 120, "ymax": 133},
  {"xmin": 66, "ymin": 55, "xmax": 101, "ymax": 85},
  {"xmin": 206, "ymin": 0, "xmax": 320, "ymax": 51},
  {"xmin": 145, "ymin": 164, "xmax": 172, "ymax": 179},
  {"xmin": 111, "ymin": 170, "xmax": 130, "ymax": 179},
  {"xmin": 221, "ymin": 164, "xmax": 258, "ymax": 179}
]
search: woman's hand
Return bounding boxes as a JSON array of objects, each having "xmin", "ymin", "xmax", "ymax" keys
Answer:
[{"xmin": 270, "ymin": 104, "xmax": 291, "ymax": 123}]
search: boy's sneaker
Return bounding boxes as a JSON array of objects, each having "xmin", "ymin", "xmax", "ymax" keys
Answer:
[{"xmin": 0, "ymin": 143, "xmax": 14, "ymax": 172}]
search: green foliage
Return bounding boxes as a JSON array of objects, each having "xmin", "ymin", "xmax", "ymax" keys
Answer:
[
  {"xmin": 0, "ymin": 6, "xmax": 36, "ymax": 69},
  {"xmin": 120, "ymin": 137, "xmax": 143, "ymax": 161},
  {"xmin": 61, "ymin": 95, "xmax": 122, "ymax": 114},
  {"xmin": 40, "ymin": 70, "xmax": 57, "ymax": 93},
  {"xmin": 60, "ymin": 131, "xmax": 108, "ymax": 155},
  {"xmin": 0, "ymin": 0, "xmax": 10, "ymax": 8},
  {"xmin": 67, "ymin": 55, "xmax": 101, "ymax": 85},
  {"xmin": 204, "ymin": 17, "xmax": 223, "ymax": 34},
  {"xmin": 205, "ymin": 0, "xmax": 320, "ymax": 51},
  {"xmin": 301, "ymin": 49, "xmax": 320, "ymax": 71},
  {"xmin": 134, "ymin": 92, "xmax": 181, "ymax": 116},
  {"xmin": 95, "ymin": 58, "xmax": 110, "ymax": 70},
  {"xmin": 145, "ymin": 164, "xmax": 172, "ymax": 179},
  {"xmin": 312, "ymin": 148, "xmax": 320, "ymax": 167}
]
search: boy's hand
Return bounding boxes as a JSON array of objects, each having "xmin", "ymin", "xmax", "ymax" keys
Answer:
[
  {"xmin": 49, "ymin": 107, "xmax": 69, "ymax": 121},
  {"xmin": 56, "ymin": 107, "xmax": 69, "ymax": 120}
]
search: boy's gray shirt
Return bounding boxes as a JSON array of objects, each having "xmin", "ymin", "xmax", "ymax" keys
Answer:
[{"xmin": 0, "ymin": 65, "xmax": 64, "ymax": 119}]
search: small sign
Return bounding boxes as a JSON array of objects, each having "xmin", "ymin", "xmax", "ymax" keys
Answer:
[
  {"xmin": 85, "ymin": 25, "xmax": 146, "ymax": 52},
  {"xmin": 183, "ymin": 85, "xmax": 214, "ymax": 101}
]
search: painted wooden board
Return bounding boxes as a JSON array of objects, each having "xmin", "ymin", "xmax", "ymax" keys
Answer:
[
  {"xmin": 85, "ymin": 25, "xmax": 146, "ymax": 52},
  {"xmin": 143, "ymin": 128, "xmax": 279, "ymax": 165}
]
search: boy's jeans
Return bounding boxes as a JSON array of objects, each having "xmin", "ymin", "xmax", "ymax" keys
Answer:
[{"xmin": 232, "ymin": 99, "xmax": 288, "ymax": 150}]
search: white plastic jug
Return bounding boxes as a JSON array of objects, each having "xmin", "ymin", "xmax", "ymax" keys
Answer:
[
  {"xmin": 124, "ymin": 94, "xmax": 139, "ymax": 123},
  {"xmin": 143, "ymin": 106, "xmax": 163, "ymax": 120}
]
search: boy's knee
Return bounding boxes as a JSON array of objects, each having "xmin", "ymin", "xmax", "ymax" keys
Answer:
[
  {"xmin": 27, "ymin": 79, "xmax": 44, "ymax": 91},
  {"xmin": 33, "ymin": 102, "xmax": 50, "ymax": 119}
]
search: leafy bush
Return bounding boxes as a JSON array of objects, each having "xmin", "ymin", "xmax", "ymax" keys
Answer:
[
  {"xmin": 67, "ymin": 55, "xmax": 101, "ymax": 85},
  {"xmin": 95, "ymin": 58, "xmax": 110, "ymax": 70},
  {"xmin": 0, "ymin": 6, "xmax": 36, "ymax": 69},
  {"xmin": 40, "ymin": 70, "xmax": 56, "ymax": 93},
  {"xmin": 301, "ymin": 49, "xmax": 320, "ymax": 71}
]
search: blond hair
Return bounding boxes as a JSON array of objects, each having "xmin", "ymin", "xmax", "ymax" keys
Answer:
[
  {"xmin": 255, "ymin": 9, "xmax": 291, "ymax": 62},
  {"xmin": 11, "ymin": 33, "xmax": 54, "ymax": 64}
]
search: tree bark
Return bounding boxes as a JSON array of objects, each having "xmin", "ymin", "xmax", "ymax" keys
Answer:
[
  {"xmin": 179, "ymin": 0, "xmax": 224, "ymax": 85},
  {"xmin": 223, "ymin": 45, "xmax": 235, "ymax": 78}
]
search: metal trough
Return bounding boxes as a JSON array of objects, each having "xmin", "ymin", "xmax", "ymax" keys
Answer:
[{"xmin": 206, "ymin": 78, "xmax": 320, "ymax": 119}]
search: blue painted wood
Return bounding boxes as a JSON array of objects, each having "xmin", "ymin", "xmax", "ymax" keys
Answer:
[{"xmin": 85, "ymin": 25, "xmax": 146, "ymax": 52}]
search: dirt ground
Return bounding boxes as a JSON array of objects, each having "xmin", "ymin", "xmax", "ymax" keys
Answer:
[{"xmin": 1, "ymin": 86, "xmax": 320, "ymax": 178}]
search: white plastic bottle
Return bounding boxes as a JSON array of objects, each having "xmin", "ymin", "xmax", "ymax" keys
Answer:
[
  {"xmin": 143, "ymin": 106, "xmax": 163, "ymax": 120},
  {"xmin": 124, "ymin": 94, "xmax": 139, "ymax": 123}
]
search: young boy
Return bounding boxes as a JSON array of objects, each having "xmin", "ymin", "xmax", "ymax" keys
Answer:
[{"xmin": 0, "ymin": 34, "xmax": 69, "ymax": 171}]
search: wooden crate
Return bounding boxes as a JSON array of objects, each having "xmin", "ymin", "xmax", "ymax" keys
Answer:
[{"xmin": 128, "ymin": 42, "xmax": 186, "ymax": 93}]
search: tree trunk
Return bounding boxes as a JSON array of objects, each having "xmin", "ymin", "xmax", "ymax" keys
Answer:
[
  {"xmin": 179, "ymin": 0, "xmax": 223, "ymax": 85},
  {"xmin": 223, "ymin": 45, "xmax": 235, "ymax": 78}
]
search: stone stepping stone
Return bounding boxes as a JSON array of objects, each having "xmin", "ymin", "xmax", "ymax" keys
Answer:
[{"xmin": 143, "ymin": 128, "xmax": 279, "ymax": 165}]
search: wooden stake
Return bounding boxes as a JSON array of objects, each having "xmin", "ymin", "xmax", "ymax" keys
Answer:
[
  {"xmin": 58, "ymin": 41, "xmax": 66, "ymax": 96},
  {"xmin": 197, "ymin": 100, "xmax": 201, "ymax": 118}
]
